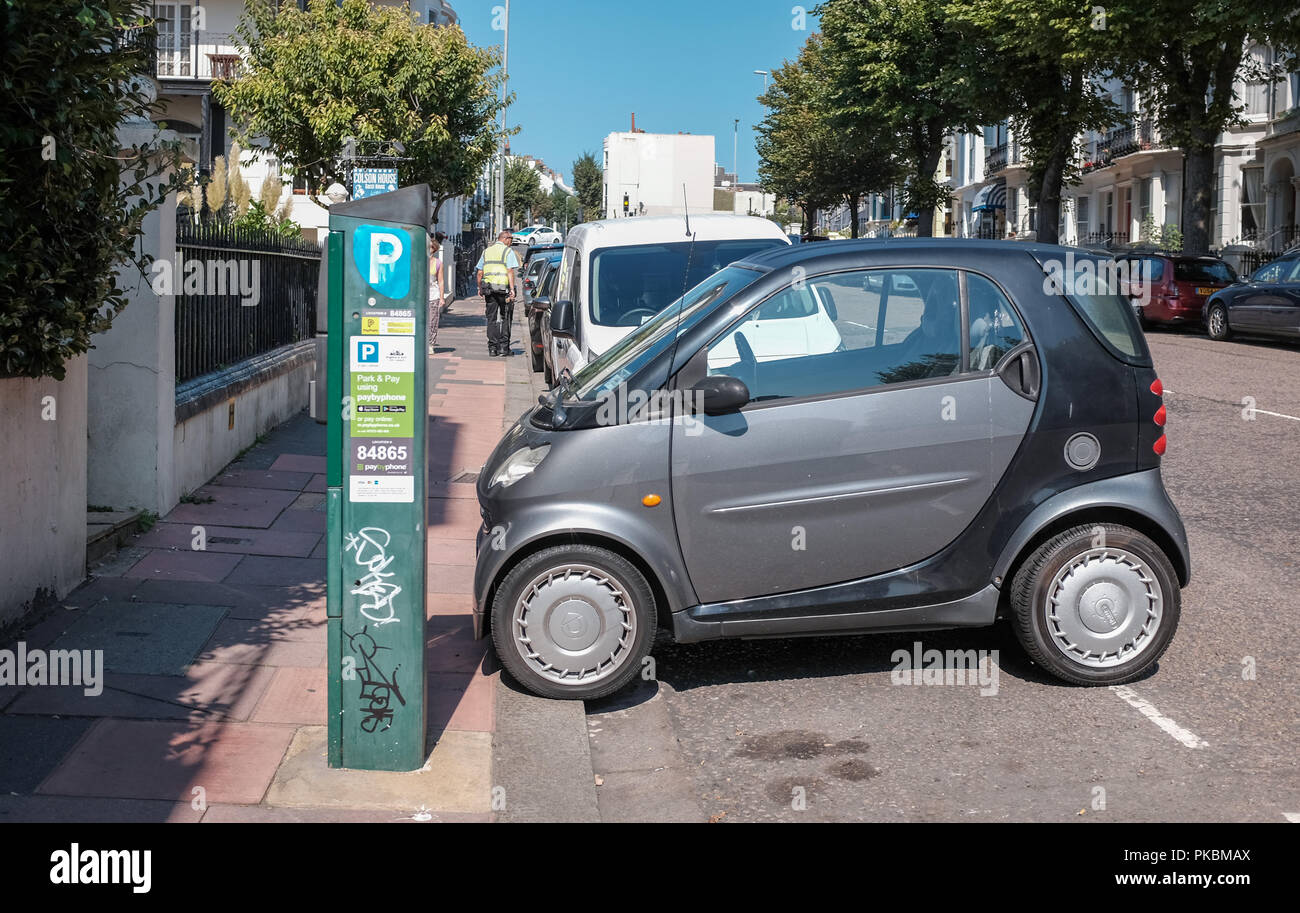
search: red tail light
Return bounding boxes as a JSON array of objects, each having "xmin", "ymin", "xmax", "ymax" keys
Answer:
[
  {"xmin": 1153, "ymin": 434, "xmax": 1167, "ymax": 456},
  {"xmin": 1150, "ymin": 378, "xmax": 1163, "ymax": 396},
  {"xmin": 1154, "ymin": 405, "xmax": 1167, "ymax": 426}
]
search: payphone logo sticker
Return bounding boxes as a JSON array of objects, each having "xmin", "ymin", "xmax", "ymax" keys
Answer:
[
  {"xmin": 352, "ymin": 336, "xmax": 415, "ymax": 372},
  {"xmin": 352, "ymin": 224, "xmax": 412, "ymax": 300}
]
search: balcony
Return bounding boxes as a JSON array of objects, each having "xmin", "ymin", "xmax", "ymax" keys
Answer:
[
  {"xmin": 153, "ymin": 30, "xmax": 241, "ymax": 82},
  {"xmin": 984, "ymin": 142, "xmax": 1022, "ymax": 176},
  {"xmin": 1082, "ymin": 116, "xmax": 1161, "ymax": 174}
]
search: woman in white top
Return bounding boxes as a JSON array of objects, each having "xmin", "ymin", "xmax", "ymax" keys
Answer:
[{"xmin": 428, "ymin": 234, "xmax": 447, "ymax": 354}]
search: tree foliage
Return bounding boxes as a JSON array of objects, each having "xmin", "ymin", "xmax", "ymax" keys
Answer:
[
  {"xmin": 1107, "ymin": 0, "xmax": 1300, "ymax": 253},
  {"xmin": 756, "ymin": 34, "xmax": 904, "ymax": 235},
  {"xmin": 818, "ymin": 0, "xmax": 1004, "ymax": 235},
  {"xmin": 215, "ymin": 0, "xmax": 510, "ymax": 219},
  {"xmin": 504, "ymin": 157, "xmax": 543, "ymax": 226},
  {"xmin": 571, "ymin": 151, "xmax": 603, "ymax": 222},
  {"xmin": 956, "ymin": 0, "xmax": 1120, "ymax": 243},
  {"xmin": 0, "ymin": 0, "xmax": 177, "ymax": 379}
]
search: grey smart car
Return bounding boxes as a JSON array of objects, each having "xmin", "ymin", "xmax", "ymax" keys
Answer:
[{"xmin": 474, "ymin": 239, "xmax": 1190, "ymax": 700}]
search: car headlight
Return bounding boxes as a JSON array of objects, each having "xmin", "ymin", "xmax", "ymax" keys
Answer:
[{"xmin": 488, "ymin": 444, "xmax": 550, "ymax": 490}]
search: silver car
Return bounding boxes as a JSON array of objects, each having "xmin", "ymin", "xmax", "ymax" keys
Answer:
[{"xmin": 475, "ymin": 240, "xmax": 1190, "ymax": 700}]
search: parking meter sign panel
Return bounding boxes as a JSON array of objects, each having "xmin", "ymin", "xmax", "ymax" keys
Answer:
[{"xmin": 327, "ymin": 186, "xmax": 431, "ymax": 772}]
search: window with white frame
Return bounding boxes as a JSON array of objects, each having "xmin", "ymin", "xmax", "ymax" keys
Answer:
[
  {"xmin": 153, "ymin": 3, "xmax": 193, "ymax": 77},
  {"xmin": 1241, "ymin": 167, "xmax": 1264, "ymax": 235},
  {"xmin": 1077, "ymin": 196, "xmax": 1090, "ymax": 239}
]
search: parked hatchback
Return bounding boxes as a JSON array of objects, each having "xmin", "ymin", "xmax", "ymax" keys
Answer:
[
  {"xmin": 1114, "ymin": 251, "xmax": 1238, "ymax": 328},
  {"xmin": 476, "ymin": 240, "xmax": 1189, "ymax": 700}
]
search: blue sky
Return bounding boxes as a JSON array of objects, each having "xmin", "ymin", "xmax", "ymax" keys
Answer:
[{"xmin": 457, "ymin": 0, "xmax": 820, "ymax": 186}]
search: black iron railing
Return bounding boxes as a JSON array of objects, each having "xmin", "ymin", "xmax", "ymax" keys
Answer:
[
  {"xmin": 1079, "ymin": 230, "xmax": 1131, "ymax": 248},
  {"xmin": 174, "ymin": 219, "xmax": 321, "ymax": 384},
  {"xmin": 455, "ymin": 231, "xmax": 488, "ymax": 298},
  {"xmin": 1083, "ymin": 117, "xmax": 1160, "ymax": 173},
  {"xmin": 985, "ymin": 142, "xmax": 1020, "ymax": 176},
  {"xmin": 974, "ymin": 225, "xmax": 1005, "ymax": 240}
]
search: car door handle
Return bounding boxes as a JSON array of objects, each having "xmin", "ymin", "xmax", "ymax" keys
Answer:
[{"xmin": 998, "ymin": 345, "xmax": 1040, "ymax": 401}]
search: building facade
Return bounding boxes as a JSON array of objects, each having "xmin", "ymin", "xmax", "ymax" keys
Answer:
[
  {"xmin": 603, "ymin": 128, "xmax": 715, "ymax": 219},
  {"xmin": 950, "ymin": 45, "xmax": 1298, "ymax": 265}
]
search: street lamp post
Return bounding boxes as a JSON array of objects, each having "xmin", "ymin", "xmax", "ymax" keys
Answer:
[
  {"xmin": 493, "ymin": 0, "xmax": 510, "ymax": 234},
  {"xmin": 753, "ymin": 69, "xmax": 769, "ymax": 91}
]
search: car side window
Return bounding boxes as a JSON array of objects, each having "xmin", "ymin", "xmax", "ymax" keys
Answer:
[
  {"xmin": 1254, "ymin": 261, "xmax": 1285, "ymax": 283},
  {"xmin": 1287, "ymin": 260, "xmax": 1300, "ymax": 282},
  {"xmin": 706, "ymin": 268, "xmax": 963, "ymax": 404},
  {"xmin": 967, "ymin": 273, "xmax": 1026, "ymax": 370}
]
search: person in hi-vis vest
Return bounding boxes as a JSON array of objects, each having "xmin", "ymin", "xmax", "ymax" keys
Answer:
[{"xmin": 475, "ymin": 230, "xmax": 520, "ymax": 356}]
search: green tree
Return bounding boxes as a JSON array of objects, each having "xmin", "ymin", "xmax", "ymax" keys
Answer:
[
  {"xmin": 1, "ymin": 1, "xmax": 177, "ymax": 379},
  {"xmin": 548, "ymin": 186, "xmax": 578, "ymax": 230},
  {"xmin": 819, "ymin": 0, "xmax": 1005, "ymax": 236},
  {"xmin": 215, "ymin": 0, "xmax": 510, "ymax": 220},
  {"xmin": 957, "ymin": 0, "xmax": 1120, "ymax": 244},
  {"xmin": 1109, "ymin": 0, "xmax": 1300, "ymax": 253},
  {"xmin": 757, "ymin": 33, "xmax": 904, "ymax": 236},
  {"xmin": 504, "ymin": 158, "xmax": 544, "ymax": 225},
  {"xmin": 571, "ymin": 151, "xmax": 603, "ymax": 221}
]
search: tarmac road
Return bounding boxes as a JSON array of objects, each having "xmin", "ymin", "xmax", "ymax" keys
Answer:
[{"xmin": 580, "ymin": 327, "xmax": 1300, "ymax": 822}]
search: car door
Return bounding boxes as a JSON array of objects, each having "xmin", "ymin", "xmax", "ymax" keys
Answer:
[
  {"xmin": 552, "ymin": 246, "xmax": 584, "ymax": 379},
  {"xmin": 670, "ymin": 267, "xmax": 1036, "ymax": 604},
  {"xmin": 1270, "ymin": 258, "xmax": 1300, "ymax": 336},
  {"xmin": 1231, "ymin": 260, "xmax": 1292, "ymax": 331}
]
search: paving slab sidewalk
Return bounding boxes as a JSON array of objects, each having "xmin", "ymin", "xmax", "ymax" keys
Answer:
[{"xmin": 0, "ymin": 298, "xmax": 508, "ymax": 824}]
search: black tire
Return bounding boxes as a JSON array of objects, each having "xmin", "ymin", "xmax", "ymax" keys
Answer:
[
  {"xmin": 1206, "ymin": 302, "xmax": 1232, "ymax": 341},
  {"xmin": 1010, "ymin": 523, "xmax": 1180, "ymax": 686},
  {"xmin": 490, "ymin": 544, "xmax": 657, "ymax": 700}
]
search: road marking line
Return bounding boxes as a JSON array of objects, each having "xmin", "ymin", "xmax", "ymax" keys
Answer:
[
  {"xmin": 1164, "ymin": 389, "xmax": 1300, "ymax": 422},
  {"xmin": 1284, "ymin": 813, "xmax": 1300, "ymax": 823},
  {"xmin": 1110, "ymin": 685, "xmax": 1210, "ymax": 749},
  {"xmin": 1252, "ymin": 408, "xmax": 1300, "ymax": 422}
]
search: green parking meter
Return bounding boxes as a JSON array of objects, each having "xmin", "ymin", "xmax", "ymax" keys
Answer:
[{"xmin": 326, "ymin": 185, "xmax": 430, "ymax": 771}]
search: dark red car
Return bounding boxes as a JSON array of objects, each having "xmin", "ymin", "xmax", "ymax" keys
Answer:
[{"xmin": 1114, "ymin": 252, "xmax": 1239, "ymax": 328}]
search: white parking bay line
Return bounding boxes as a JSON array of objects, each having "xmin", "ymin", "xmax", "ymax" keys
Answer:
[
  {"xmin": 1164, "ymin": 389, "xmax": 1300, "ymax": 423},
  {"xmin": 1284, "ymin": 813, "xmax": 1300, "ymax": 823},
  {"xmin": 1110, "ymin": 685, "xmax": 1210, "ymax": 749}
]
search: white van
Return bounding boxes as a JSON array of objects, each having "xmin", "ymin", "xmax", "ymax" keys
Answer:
[{"xmin": 545, "ymin": 214, "xmax": 791, "ymax": 381}]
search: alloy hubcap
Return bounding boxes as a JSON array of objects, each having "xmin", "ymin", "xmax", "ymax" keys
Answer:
[
  {"xmin": 513, "ymin": 564, "xmax": 635, "ymax": 685},
  {"xmin": 1045, "ymin": 547, "xmax": 1163, "ymax": 669},
  {"xmin": 1210, "ymin": 310, "xmax": 1225, "ymax": 335}
]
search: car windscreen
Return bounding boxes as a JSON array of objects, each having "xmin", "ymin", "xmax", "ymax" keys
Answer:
[
  {"xmin": 1174, "ymin": 259, "xmax": 1237, "ymax": 284},
  {"xmin": 589, "ymin": 238, "xmax": 786, "ymax": 328},
  {"xmin": 569, "ymin": 266, "xmax": 763, "ymax": 401},
  {"xmin": 1040, "ymin": 252, "xmax": 1151, "ymax": 364}
]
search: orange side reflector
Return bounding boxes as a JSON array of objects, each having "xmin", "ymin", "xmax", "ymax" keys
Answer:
[{"xmin": 642, "ymin": 494, "xmax": 662, "ymax": 507}]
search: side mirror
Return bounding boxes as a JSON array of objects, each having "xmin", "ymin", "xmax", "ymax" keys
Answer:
[
  {"xmin": 691, "ymin": 374, "xmax": 750, "ymax": 416},
  {"xmin": 531, "ymin": 295, "xmax": 551, "ymax": 314},
  {"xmin": 550, "ymin": 300, "xmax": 575, "ymax": 337}
]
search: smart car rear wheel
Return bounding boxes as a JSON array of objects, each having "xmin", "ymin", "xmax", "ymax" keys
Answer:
[
  {"xmin": 1010, "ymin": 524, "xmax": 1180, "ymax": 685},
  {"xmin": 490, "ymin": 545, "xmax": 655, "ymax": 700}
]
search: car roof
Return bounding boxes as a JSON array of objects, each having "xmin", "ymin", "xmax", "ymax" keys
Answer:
[
  {"xmin": 564, "ymin": 213, "xmax": 790, "ymax": 249},
  {"xmin": 731, "ymin": 237, "xmax": 1092, "ymax": 273}
]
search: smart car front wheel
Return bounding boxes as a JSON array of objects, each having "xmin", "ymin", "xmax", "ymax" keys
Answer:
[
  {"xmin": 490, "ymin": 545, "xmax": 656, "ymax": 700},
  {"xmin": 1010, "ymin": 523, "xmax": 1181, "ymax": 685}
]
